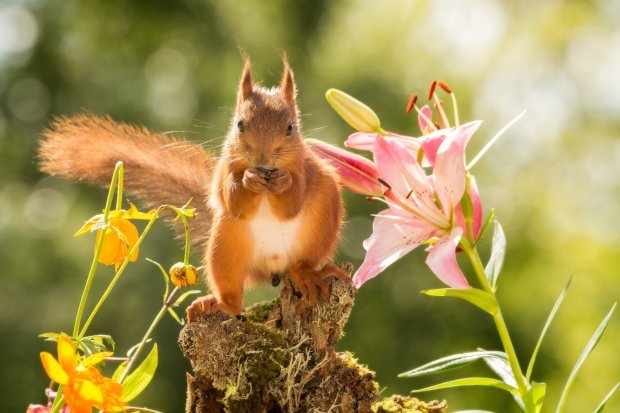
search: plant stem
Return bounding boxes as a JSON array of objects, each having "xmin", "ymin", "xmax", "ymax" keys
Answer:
[
  {"xmin": 79, "ymin": 210, "xmax": 160, "ymax": 339},
  {"xmin": 180, "ymin": 214, "xmax": 190, "ymax": 265},
  {"xmin": 119, "ymin": 287, "xmax": 179, "ymax": 383},
  {"xmin": 462, "ymin": 240, "xmax": 529, "ymax": 397},
  {"xmin": 73, "ymin": 161, "xmax": 123, "ymax": 338},
  {"xmin": 115, "ymin": 163, "xmax": 124, "ymax": 210},
  {"xmin": 49, "ymin": 390, "xmax": 64, "ymax": 413},
  {"xmin": 78, "ymin": 204, "xmax": 189, "ymax": 339}
]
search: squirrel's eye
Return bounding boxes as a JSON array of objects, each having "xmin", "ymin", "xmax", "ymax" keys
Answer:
[
  {"xmin": 237, "ymin": 119, "xmax": 244, "ymax": 132},
  {"xmin": 285, "ymin": 123, "xmax": 294, "ymax": 136}
]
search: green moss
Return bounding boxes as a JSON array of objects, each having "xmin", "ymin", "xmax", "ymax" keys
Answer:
[
  {"xmin": 242, "ymin": 298, "xmax": 280, "ymax": 323},
  {"xmin": 237, "ymin": 321, "xmax": 289, "ymax": 387}
]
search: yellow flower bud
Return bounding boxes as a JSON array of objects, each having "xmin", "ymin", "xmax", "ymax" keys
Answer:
[
  {"xmin": 169, "ymin": 262, "xmax": 199, "ymax": 287},
  {"xmin": 325, "ymin": 88, "xmax": 383, "ymax": 134}
]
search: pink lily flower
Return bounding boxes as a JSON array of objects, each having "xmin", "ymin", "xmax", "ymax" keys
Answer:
[
  {"xmin": 354, "ymin": 121, "xmax": 482, "ymax": 289},
  {"xmin": 306, "ymin": 138, "xmax": 382, "ymax": 196},
  {"xmin": 346, "ymin": 131, "xmax": 422, "ymax": 156}
]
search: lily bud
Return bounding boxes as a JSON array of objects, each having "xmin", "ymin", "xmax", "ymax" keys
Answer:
[
  {"xmin": 306, "ymin": 138, "xmax": 382, "ymax": 196},
  {"xmin": 169, "ymin": 262, "xmax": 199, "ymax": 287},
  {"xmin": 325, "ymin": 89, "xmax": 383, "ymax": 134}
]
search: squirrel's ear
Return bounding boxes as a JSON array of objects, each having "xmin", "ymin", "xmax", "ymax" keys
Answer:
[
  {"xmin": 280, "ymin": 57, "xmax": 296, "ymax": 109},
  {"xmin": 237, "ymin": 60, "xmax": 253, "ymax": 103}
]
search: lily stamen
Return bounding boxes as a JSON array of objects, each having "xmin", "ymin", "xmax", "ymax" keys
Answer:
[
  {"xmin": 438, "ymin": 81, "xmax": 460, "ymax": 127},
  {"xmin": 427, "ymin": 80, "xmax": 437, "ymax": 100},
  {"xmin": 405, "ymin": 93, "xmax": 418, "ymax": 113},
  {"xmin": 432, "ymin": 94, "xmax": 451, "ymax": 129}
]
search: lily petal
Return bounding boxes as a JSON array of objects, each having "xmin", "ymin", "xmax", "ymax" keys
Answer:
[
  {"xmin": 40, "ymin": 352, "xmax": 69, "ymax": 385},
  {"xmin": 346, "ymin": 131, "xmax": 422, "ymax": 155},
  {"xmin": 57, "ymin": 335, "xmax": 77, "ymax": 374},
  {"xmin": 455, "ymin": 174, "xmax": 483, "ymax": 241},
  {"xmin": 420, "ymin": 129, "xmax": 448, "ymax": 167},
  {"xmin": 372, "ymin": 136, "xmax": 435, "ymax": 209},
  {"xmin": 432, "ymin": 121, "xmax": 481, "ymax": 216},
  {"xmin": 72, "ymin": 377, "xmax": 105, "ymax": 405},
  {"xmin": 307, "ymin": 138, "xmax": 381, "ymax": 196},
  {"xmin": 353, "ymin": 208, "xmax": 435, "ymax": 288},
  {"xmin": 425, "ymin": 227, "xmax": 470, "ymax": 289},
  {"xmin": 418, "ymin": 104, "xmax": 434, "ymax": 134},
  {"xmin": 80, "ymin": 351, "xmax": 113, "ymax": 369}
]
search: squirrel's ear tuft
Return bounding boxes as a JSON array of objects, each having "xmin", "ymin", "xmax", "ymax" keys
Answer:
[
  {"xmin": 280, "ymin": 55, "xmax": 296, "ymax": 109},
  {"xmin": 238, "ymin": 59, "xmax": 253, "ymax": 103}
]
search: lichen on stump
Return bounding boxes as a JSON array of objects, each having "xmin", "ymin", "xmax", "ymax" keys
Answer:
[{"xmin": 179, "ymin": 263, "xmax": 446, "ymax": 413}]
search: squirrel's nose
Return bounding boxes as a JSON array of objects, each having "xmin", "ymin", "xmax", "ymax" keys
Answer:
[{"xmin": 255, "ymin": 153, "xmax": 270, "ymax": 168}]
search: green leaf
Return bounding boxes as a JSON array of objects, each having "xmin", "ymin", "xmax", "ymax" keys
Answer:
[
  {"xmin": 167, "ymin": 307, "xmax": 184, "ymax": 325},
  {"xmin": 78, "ymin": 335, "xmax": 116, "ymax": 356},
  {"xmin": 480, "ymin": 349, "xmax": 525, "ymax": 411},
  {"xmin": 484, "ymin": 220, "xmax": 506, "ymax": 290},
  {"xmin": 146, "ymin": 258, "xmax": 169, "ymax": 304},
  {"xmin": 476, "ymin": 209, "xmax": 495, "ymax": 244},
  {"xmin": 399, "ymin": 351, "xmax": 507, "ymax": 378},
  {"xmin": 594, "ymin": 382, "xmax": 619, "ymax": 413},
  {"xmin": 121, "ymin": 344, "xmax": 158, "ymax": 403},
  {"xmin": 422, "ymin": 288, "xmax": 498, "ymax": 315},
  {"xmin": 481, "ymin": 352, "xmax": 517, "ymax": 388},
  {"xmin": 173, "ymin": 289, "xmax": 202, "ymax": 308},
  {"xmin": 524, "ymin": 382, "xmax": 546, "ymax": 413},
  {"xmin": 411, "ymin": 377, "xmax": 519, "ymax": 396},
  {"xmin": 112, "ymin": 361, "xmax": 128, "ymax": 382},
  {"xmin": 39, "ymin": 332, "xmax": 61, "ymax": 342},
  {"xmin": 555, "ymin": 302, "xmax": 617, "ymax": 413},
  {"xmin": 80, "ymin": 339, "xmax": 97, "ymax": 356},
  {"xmin": 526, "ymin": 276, "xmax": 572, "ymax": 381}
]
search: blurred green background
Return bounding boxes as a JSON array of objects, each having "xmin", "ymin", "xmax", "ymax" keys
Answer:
[{"xmin": 1, "ymin": 0, "xmax": 618, "ymax": 411}]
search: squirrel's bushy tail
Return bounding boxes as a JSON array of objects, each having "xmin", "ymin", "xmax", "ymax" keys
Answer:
[{"xmin": 39, "ymin": 115, "xmax": 215, "ymax": 249}]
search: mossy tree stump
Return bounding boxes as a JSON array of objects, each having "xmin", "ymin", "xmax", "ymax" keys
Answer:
[{"xmin": 179, "ymin": 263, "xmax": 446, "ymax": 413}]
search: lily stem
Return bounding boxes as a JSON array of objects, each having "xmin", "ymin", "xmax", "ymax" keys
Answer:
[
  {"xmin": 461, "ymin": 240, "xmax": 529, "ymax": 397},
  {"xmin": 49, "ymin": 392, "xmax": 64, "ymax": 413},
  {"xmin": 119, "ymin": 286, "xmax": 179, "ymax": 383},
  {"xmin": 72, "ymin": 161, "xmax": 123, "ymax": 338},
  {"xmin": 78, "ymin": 210, "xmax": 160, "ymax": 339}
]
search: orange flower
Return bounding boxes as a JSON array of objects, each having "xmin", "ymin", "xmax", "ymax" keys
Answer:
[
  {"xmin": 40, "ymin": 335, "xmax": 125, "ymax": 413},
  {"xmin": 75, "ymin": 203, "xmax": 156, "ymax": 270},
  {"xmin": 97, "ymin": 217, "xmax": 139, "ymax": 269}
]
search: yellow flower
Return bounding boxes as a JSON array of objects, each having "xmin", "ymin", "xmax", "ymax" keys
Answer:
[
  {"xmin": 40, "ymin": 335, "xmax": 125, "ymax": 413},
  {"xmin": 97, "ymin": 217, "xmax": 139, "ymax": 270},
  {"xmin": 168, "ymin": 262, "xmax": 199, "ymax": 287},
  {"xmin": 75, "ymin": 202, "xmax": 156, "ymax": 270}
]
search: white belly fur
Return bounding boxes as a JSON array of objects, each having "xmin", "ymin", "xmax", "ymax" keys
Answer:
[{"xmin": 249, "ymin": 196, "xmax": 302, "ymax": 273}]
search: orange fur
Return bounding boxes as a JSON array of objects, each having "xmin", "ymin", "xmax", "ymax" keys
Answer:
[
  {"xmin": 38, "ymin": 58, "xmax": 345, "ymax": 320},
  {"xmin": 39, "ymin": 115, "xmax": 215, "ymax": 248}
]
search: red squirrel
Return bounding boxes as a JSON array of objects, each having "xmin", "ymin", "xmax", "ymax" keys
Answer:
[{"xmin": 38, "ymin": 58, "xmax": 348, "ymax": 321}]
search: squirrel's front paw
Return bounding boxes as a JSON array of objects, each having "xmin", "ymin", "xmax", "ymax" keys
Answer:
[
  {"xmin": 186, "ymin": 294, "xmax": 220, "ymax": 322},
  {"xmin": 243, "ymin": 168, "xmax": 268, "ymax": 193},
  {"xmin": 266, "ymin": 168, "xmax": 292, "ymax": 194}
]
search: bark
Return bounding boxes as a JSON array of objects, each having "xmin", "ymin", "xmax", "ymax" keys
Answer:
[{"xmin": 179, "ymin": 263, "xmax": 446, "ymax": 413}]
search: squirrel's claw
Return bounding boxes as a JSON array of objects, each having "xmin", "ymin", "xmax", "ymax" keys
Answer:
[
  {"xmin": 243, "ymin": 168, "xmax": 268, "ymax": 193},
  {"xmin": 289, "ymin": 264, "xmax": 347, "ymax": 305},
  {"xmin": 186, "ymin": 294, "xmax": 220, "ymax": 322},
  {"xmin": 266, "ymin": 169, "xmax": 292, "ymax": 194}
]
